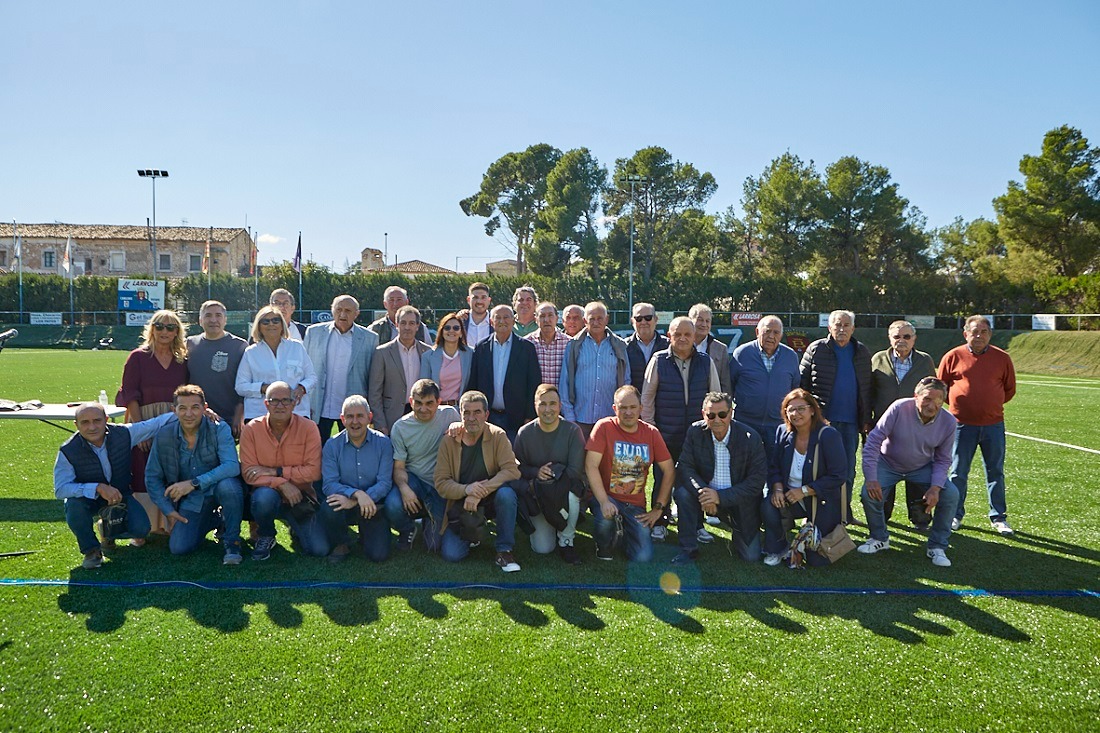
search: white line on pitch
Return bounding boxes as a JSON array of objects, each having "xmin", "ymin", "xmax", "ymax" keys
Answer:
[
  {"xmin": 1007, "ymin": 432, "xmax": 1100, "ymax": 455},
  {"xmin": 1017, "ymin": 381, "xmax": 1100, "ymax": 390}
]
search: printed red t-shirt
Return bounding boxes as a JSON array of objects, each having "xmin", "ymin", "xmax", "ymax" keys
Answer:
[{"xmin": 586, "ymin": 417, "xmax": 671, "ymax": 508}]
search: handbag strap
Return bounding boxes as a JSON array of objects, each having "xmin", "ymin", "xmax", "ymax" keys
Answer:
[{"xmin": 809, "ymin": 426, "xmax": 848, "ymax": 524}]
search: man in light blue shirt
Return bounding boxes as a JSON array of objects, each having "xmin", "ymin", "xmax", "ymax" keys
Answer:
[
  {"xmin": 318, "ymin": 395, "xmax": 395, "ymax": 563},
  {"xmin": 146, "ymin": 385, "xmax": 245, "ymax": 565},
  {"xmin": 559, "ymin": 301, "xmax": 629, "ymax": 438},
  {"xmin": 53, "ymin": 404, "xmax": 177, "ymax": 569}
]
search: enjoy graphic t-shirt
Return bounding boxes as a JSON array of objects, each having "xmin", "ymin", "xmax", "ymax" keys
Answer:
[{"xmin": 586, "ymin": 417, "xmax": 671, "ymax": 508}]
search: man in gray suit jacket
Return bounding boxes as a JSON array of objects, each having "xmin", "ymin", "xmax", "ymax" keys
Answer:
[
  {"xmin": 304, "ymin": 295, "xmax": 378, "ymax": 445},
  {"xmin": 690, "ymin": 303, "xmax": 731, "ymax": 395},
  {"xmin": 368, "ymin": 285, "xmax": 430, "ymax": 343},
  {"xmin": 368, "ymin": 305, "xmax": 431, "ymax": 434}
]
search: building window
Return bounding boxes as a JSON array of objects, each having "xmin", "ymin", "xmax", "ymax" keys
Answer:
[
  {"xmin": 189, "ymin": 254, "xmax": 203, "ymax": 272},
  {"xmin": 109, "ymin": 251, "xmax": 126, "ymax": 272},
  {"xmin": 0, "ymin": 250, "xmax": 7, "ymax": 268},
  {"xmin": 84, "ymin": 257, "xmax": 93, "ymax": 275},
  {"xmin": 43, "ymin": 251, "xmax": 56, "ymax": 269},
  {"xmin": 158, "ymin": 252, "xmax": 172, "ymax": 271}
]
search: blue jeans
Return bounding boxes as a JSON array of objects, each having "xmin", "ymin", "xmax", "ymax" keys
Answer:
[
  {"xmin": 440, "ymin": 484, "xmax": 519, "ymax": 562},
  {"xmin": 950, "ymin": 421, "xmax": 1007, "ymax": 523},
  {"xmin": 830, "ymin": 420, "xmax": 858, "ymax": 518},
  {"xmin": 383, "ymin": 472, "xmax": 444, "ymax": 552},
  {"xmin": 168, "ymin": 477, "xmax": 244, "ymax": 555},
  {"xmin": 318, "ymin": 496, "xmax": 391, "ymax": 562},
  {"xmin": 588, "ymin": 496, "xmax": 654, "ymax": 562},
  {"xmin": 64, "ymin": 493, "xmax": 151, "ymax": 554},
  {"xmin": 673, "ymin": 484, "xmax": 760, "ymax": 560},
  {"xmin": 861, "ymin": 462, "xmax": 959, "ymax": 551},
  {"xmin": 249, "ymin": 486, "xmax": 330, "ymax": 557}
]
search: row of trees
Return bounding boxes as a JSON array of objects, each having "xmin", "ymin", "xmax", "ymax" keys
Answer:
[{"xmin": 459, "ymin": 126, "xmax": 1100, "ymax": 312}]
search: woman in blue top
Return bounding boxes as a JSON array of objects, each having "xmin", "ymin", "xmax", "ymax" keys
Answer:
[{"xmin": 761, "ymin": 388, "xmax": 848, "ymax": 567}]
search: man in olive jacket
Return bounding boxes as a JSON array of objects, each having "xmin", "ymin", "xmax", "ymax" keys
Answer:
[{"xmin": 673, "ymin": 392, "xmax": 767, "ymax": 564}]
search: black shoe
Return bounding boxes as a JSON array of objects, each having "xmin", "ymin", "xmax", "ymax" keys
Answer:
[
  {"xmin": 595, "ymin": 545, "xmax": 613, "ymax": 561},
  {"xmin": 671, "ymin": 550, "xmax": 699, "ymax": 565},
  {"xmin": 558, "ymin": 544, "xmax": 582, "ymax": 565}
]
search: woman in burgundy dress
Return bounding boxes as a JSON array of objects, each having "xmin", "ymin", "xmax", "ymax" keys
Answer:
[{"xmin": 115, "ymin": 309, "xmax": 189, "ymax": 538}]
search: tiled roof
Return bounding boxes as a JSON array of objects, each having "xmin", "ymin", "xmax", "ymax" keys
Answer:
[
  {"xmin": 0, "ymin": 223, "xmax": 248, "ymax": 242},
  {"xmin": 377, "ymin": 259, "xmax": 456, "ymax": 275}
]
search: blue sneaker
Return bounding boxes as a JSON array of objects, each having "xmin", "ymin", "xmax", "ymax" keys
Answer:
[
  {"xmin": 251, "ymin": 536, "xmax": 276, "ymax": 561},
  {"xmin": 223, "ymin": 541, "xmax": 243, "ymax": 566}
]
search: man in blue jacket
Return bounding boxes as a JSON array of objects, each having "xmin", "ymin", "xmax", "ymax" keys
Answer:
[
  {"xmin": 146, "ymin": 385, "xmax": 245, "ymax": 565},
  {"xmin": 729, "ymin": 316, "xmax": 801, "ymax": 454}
]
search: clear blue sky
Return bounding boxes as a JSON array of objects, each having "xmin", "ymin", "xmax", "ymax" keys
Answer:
[{"xmin": 4, "ymin": 1, "xmax": 1098, "ymax": 272}]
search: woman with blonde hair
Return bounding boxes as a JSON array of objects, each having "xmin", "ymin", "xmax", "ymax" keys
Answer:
[
  {"xmin": 115, "ymin": 309, "xmax": 190, "ymax": 538},
  {"xmin": 236, "ymin": 305, "xmax": 317, "ymax": 421}
]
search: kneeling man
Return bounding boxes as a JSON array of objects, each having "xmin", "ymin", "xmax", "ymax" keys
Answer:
[
  {"xmin": 240, "ymin": 381, "xmax": 326, "ymax": 560},
  {"xmin": 319, "ymin": 395, "xmax": 394, "ymax": 563},
  {"xmin": 858, "ymin": 377, "xmax": 960, "ymax": 567},
  {"xmin": 433, "ymin": 391, "xmax": 522, "ymax": 572},
  {"xmin": 146, "ymin": 385, "xmax": 245, "ymax": 564},
  {"xmin": 54, "ymin": 403, "xmax": 177, "ymax": 569},
  {"xmin": 673, "ymin": 391, "xmax": 767, "ymax": 564}
]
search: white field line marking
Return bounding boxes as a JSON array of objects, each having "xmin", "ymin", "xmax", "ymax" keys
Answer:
[
  {"xmin": 1017, "ymin": 381, "xmax": 1100, "ymax": 390},
  {"xmin": 1008, "ymin": 432, "xmax": 1100, "ymax": 455}
]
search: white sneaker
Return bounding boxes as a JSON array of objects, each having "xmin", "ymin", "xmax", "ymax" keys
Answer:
[
  {"xmin": 704, "ymin": 515, "xmax": 721, "ymax": 526},
  {"xmin": 927, "ymin": 548, "xmax": 952, "ymax": 567},
  {"xmin": 992, "ymin": 520, "xmax": 1015, "ymax": 536},
  {"xmin": 650, "ymin": 525, "xmax": 667, "ymax": 542},
  {"xmin": 950, "ymin": 517, "xmax": 961, "ymax": 531},
  {"xmin": 857, "ymin": 538, "xmax": 890, "ymax": 554},
  {"xmin": 696, "ymin": 528, "xmax": 714, "ymax": 544},
  {"xmin": 763, "ymin": 553, "xmax": 783, "ymax": 566}
]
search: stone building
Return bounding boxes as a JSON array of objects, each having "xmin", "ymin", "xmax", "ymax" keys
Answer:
[{"xmin": 0, "ymin": 223, "xmax": 255, "ymax": 278}]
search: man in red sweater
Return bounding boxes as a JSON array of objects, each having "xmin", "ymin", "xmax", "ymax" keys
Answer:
[{"xmin": 937, "ymin": 316, "xmax": 1017, "ymax": 535}]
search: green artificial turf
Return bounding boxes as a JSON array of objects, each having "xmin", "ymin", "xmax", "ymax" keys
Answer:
[{"xmin": 0, "ymin": 350, "xmax": 1097, "ymax": 732}]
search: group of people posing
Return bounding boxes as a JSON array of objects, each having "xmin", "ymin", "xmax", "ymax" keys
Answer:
[{"xmin": 53, "ymin": 282, "xmax": 1017, "ymax": 573}]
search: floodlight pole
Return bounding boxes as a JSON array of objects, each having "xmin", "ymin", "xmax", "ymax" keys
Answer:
[
  {"xmin": 137, "ymin": 169, "xmax": 168, "ymax": 278},
  {"xmin": 625, "ymin": 174, "xmax": 649, "ymax": 314}
]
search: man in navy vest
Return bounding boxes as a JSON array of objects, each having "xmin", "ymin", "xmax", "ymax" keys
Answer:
[
  {"xmin": 640, "ymin": 316, "xmax": 720, "ymax": 543},
  {"xmin": 624, "ymin": 302, "xmax": 668, "ymax": 391},
  {"xmin": 53, "ymin": 403, "xmax": 177, "ymax": 569},
  {"xmin": 146, "ymin": 384, "xmax": 245, "ymax": 565}
]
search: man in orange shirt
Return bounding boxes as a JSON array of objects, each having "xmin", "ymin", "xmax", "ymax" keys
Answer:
[{"xmin": 239, "ymin": 381, "xmax": 326, "ymax": 560}]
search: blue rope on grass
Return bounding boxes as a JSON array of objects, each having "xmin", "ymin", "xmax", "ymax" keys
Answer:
[{"xmin": 1, "ymin": 577, "xmax": 1096, "ymax": 598}]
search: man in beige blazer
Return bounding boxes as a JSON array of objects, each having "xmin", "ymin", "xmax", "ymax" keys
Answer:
[{"xmin": 368, "ymin": 305, "xmax": 430, "ymax": 434}]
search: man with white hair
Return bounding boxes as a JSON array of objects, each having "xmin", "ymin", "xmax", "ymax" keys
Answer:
[
  {"xmin": 304, "ymin": 294, "xmax": 378, "ymax": 445},
  {"xmin": 561, "ymin": 305, "xmax": 585, "ymax": 338},
  {"xmin": 625, "ymin": 301, "xmax": 668, "ymax": 391},
  {"xmin": 369, "ymin": 285, "xmax": 430, "ymax": 343},
  {"xmin": 559, "ymin": 301, "xmax": 629, "ymax": 440},
  {"xmin": 799, "ymin": 309, "xmax": 873, "ymax": 519},
  {"xmin": 689, "ymin": 303, "xmax": 731, "ymax": 395},
  {"xmin": 269, "ymin": 288, "xmax": 307, "ymax": 340},
  {"xmin": 729, "ymin": 315, "xmax": 800, "ymax": 454}
]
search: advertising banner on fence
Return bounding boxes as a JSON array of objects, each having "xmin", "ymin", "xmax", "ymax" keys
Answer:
[
  {"xmin": 906, "ymin": 315, "xmax": 936, "ymax": 330},
  {"xmin": 30, "ymin": 312, "xmax": 63, "ymax": 325},
  {"xmin": 117, "ymin": 279, "xmax": 164, "ymax": 311},
  {"xmin": 731, "ymin": 312, "xmax": 762, "ymax": 327},
  {"xmin": 1032, "ymin": 314, "xmax": 1056, "ymax": 331},
  {"xmin": 125, "ymin": 312, "xmax": 154, "ymax": 327}
]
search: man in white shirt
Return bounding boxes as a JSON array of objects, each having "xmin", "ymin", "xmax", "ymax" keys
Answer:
[{"xmin": 304, "ymin": 295, "xmax": 378, "ymax": 445}]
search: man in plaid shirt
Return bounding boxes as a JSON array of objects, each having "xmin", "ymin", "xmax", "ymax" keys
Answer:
[{"xmin": 526, "ymin": 301, "xmax": 570, "ymax": 385}]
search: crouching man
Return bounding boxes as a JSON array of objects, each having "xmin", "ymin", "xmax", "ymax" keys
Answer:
[
  {"xmin": 433, "ymin": 391, "xmax": 523, "ymax": 572},
  {"xmin": 858, "ymin": 377, "xmax": 960, "ymax": 567},
  {"xmin": 146, "ymin": 385, "xmax": 245, "ymax": 564},
  {"xmin": 240, "ymin": 381, "xmax": 326, "ymax": 561},
  {"xmin": 673, "ymin": 392, "xmax": 767, "ymax": 564},
  {"xmin": 319, "ymin": 395, "xmax": 395, "ymax": 563},
  {"xmin": 53, "ymin": 403, "xmax": 177, "ymax": 569}
]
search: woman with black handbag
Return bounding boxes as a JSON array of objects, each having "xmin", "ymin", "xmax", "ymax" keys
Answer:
[{"xmin": 761, "ymin": 389, "xmax": 849, "ymax": 567}]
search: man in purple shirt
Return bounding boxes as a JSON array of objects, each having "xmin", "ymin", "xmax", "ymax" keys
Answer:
[{"xmin": 856, "ymin": 377, "xmax": 960, "ymax": 567}]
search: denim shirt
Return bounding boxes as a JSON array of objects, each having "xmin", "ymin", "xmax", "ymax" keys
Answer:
[{"xmin": 321, "ymin": 428, "xmax": 394, "ymax": 503}]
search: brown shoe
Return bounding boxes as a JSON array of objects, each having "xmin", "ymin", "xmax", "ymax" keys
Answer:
[
  {"xmin": 82, "ymin": 549, "xmax": 104, "ymax": 569},
  {"xmin": 494, "ymin": 551, "xmax": 520, "ymax": 573}
]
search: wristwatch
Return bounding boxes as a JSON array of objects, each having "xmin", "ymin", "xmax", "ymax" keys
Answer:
[
  {"xmin": 275, "ymin": 467, "xmax": 283, "ymax": 478},
  {"xmin": 190, "ymin": 479, "xmax": 200, "ymax": 489},
  {"xmin": 653, "ymin": 501, "xmax": 666, "ymax": 511}
]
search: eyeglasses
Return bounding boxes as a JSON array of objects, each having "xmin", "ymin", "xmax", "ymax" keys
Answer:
[
  {"xmin": 153, "ymin": 323, "xmax": 178, "ymax": 331},
  {"xmin": 633, "ymin": 314, "xmax": 655, "ymax": 322},
  {"xmin": 265, "ymin": 397, "xmax": 295, "ymax": 406},
  {"xmin": 442, "ymin": 324, "xmax": 462, "ymax": 332},
  {"xmin": 705, "ymin": 410, "xmax": 730, "ymax": 420},
  {"xmin": 891, "ymin": 333, "xmax": 914, "ymax": 340},
  {"xmin": 786, "ymin": 405, "xmax": 810, "ymax": 415},
  {"xmin": 259, "ymin": 317, "xmax": 282, "ymax": 326}
]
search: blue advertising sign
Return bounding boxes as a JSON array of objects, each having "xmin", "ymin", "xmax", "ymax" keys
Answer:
[{"xmin": 117, "ymin": 279, "xmax": 165, "ymax": 311}]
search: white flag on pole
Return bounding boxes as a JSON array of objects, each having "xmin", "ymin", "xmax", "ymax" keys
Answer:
[
  {"xmin": 13, "ymin": 234, "xmax": 21, "ymax": 262},
  {"xmin": 62, "ymin": 235, "xmax": 73, "ymax": 276}
]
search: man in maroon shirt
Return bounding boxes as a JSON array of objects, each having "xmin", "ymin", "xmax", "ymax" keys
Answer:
[{"xmin": 937, "ymin": 315, "xmax": 1017, "ymax": 535}]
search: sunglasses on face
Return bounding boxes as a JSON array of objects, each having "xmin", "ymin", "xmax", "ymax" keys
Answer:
[
  {"xmin": 705, "ymin": 410, "xmax": 730, "ymax": 420},
  {"xmin": 442, "ymin": 324, "xmax": 462, "ymax": 332},
  {"xmin": 633, "ymin": 314, "xmax": 655, "ymax": 322},
  {"xmin": 259, "ymin": 318, "xmax": 282, "ymax": 326},
  {"xmin": 265, "ymin": 397, "xmax": 294, "ymax": 406},
  {"xmin": 153, "ymin": 323, "xmax": 178, "ymax": 331}
]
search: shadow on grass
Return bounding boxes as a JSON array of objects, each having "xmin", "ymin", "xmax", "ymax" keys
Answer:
[
  {"xmin": 0, "ymin": 498, "xmax": 61, "ymax": 523},
  {"xmin": 51, "ymin": 521, "xmax": 1097, "ymax": 642}
]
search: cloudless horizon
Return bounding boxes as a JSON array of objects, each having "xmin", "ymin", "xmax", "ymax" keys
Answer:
[{"xmin": 4, "ymin": 1, "xmax": 1098, "ymax": 272}]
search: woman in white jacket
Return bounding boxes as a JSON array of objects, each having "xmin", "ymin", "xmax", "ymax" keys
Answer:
[{"xmin": 236, "ymin": 306, "xmax": 317, "ymax": 420}]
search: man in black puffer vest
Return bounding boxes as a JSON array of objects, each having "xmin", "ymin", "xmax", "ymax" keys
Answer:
[
  {"xmin": 640, "ymin": 317, "xmax": 721, "ymax": 543},
  {"xmin": 53, "ymin": 403, "xmax": 177, "ymax": 569}
]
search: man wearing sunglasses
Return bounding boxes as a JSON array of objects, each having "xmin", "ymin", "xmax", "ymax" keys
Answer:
[
  {"xmin": 624, "ymin": 302, "xmax": 668, "ymax": 391},
  {"xmin": 673, "ymin": 392, "xmax": 767, "ymax": 564},
  {"xmin": 869, "ymin": 320, "xmax": 937, "ymax": 527}
]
